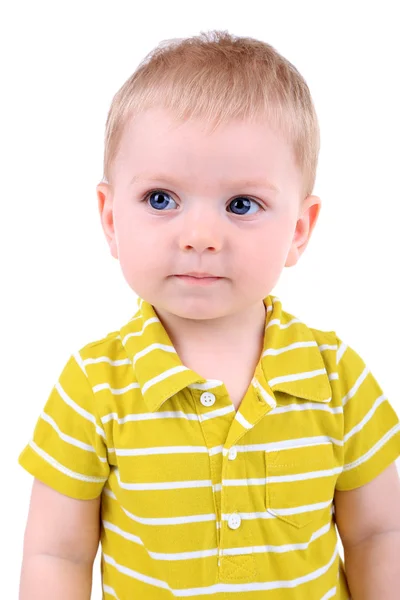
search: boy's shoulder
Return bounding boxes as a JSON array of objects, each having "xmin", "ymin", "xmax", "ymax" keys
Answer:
[
  {"xmin": 72, "ymin": 305, "xmax": 157, "ymax": 392},
  {"xmin": 268, "ymin": 297, "xmax": 376, "ymax": 400},
  {"xmin": 76, "ymin": 304, "xmax": 143, "ymax": 362},
  {"xmin": 269, "ymin": 296, "xmax": 339, "ymax": 356},
  {"xmin": 73, "ymin": 320, "xmax": 135, "ymax": 390},
  {"xmin": 78, "ymin": 327, "xmax": 127, "ymax": 361}
]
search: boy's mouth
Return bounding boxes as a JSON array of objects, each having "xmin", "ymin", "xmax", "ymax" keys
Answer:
[
  {"xmin": 174, "ymin": 273, "xmax": 222, "ymax": 285},
  {"xmin": 178, "ymin": 272, "xmax": 220, "ymax": 278}
]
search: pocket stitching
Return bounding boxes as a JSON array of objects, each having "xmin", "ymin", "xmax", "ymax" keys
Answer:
[{"xmin": 265, "ymin": 447, "xmax": 333, "ymax": 529}]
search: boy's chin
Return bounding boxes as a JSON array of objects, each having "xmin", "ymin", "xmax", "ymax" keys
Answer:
[
  {"xmin": 156, "ymin": 296, "xmax": 232, "ymax": 322},
  {"xmin": 169, "ymin": 304, "xmax": 226, "ymax": 321}
]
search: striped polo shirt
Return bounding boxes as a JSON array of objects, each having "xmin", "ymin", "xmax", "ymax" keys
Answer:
[{"xmin": 19, "ymin": 295, "xmax": 400, "ymax": 599}]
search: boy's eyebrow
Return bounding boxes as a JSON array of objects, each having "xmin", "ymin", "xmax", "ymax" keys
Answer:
[{"xmin": 130, "ymin": 173, "xmax": 280, "ymax": 193}]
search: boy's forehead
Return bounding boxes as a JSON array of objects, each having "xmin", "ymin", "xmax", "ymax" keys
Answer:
[
  {"xmin": 124, "ymin": 106, "xmax": 284, "ymax": 140},
  {"xmin": 118, "ymin": 108, "xmax": 299, "ymax": 186}
]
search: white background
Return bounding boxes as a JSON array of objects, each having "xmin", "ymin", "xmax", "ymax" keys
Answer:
[{"xmin": 2, "ymin": 1, "xmax": 399, "ymax": 597}]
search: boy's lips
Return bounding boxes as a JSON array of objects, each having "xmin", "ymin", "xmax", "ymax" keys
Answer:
[
  {"xmin": 177, "ymin": 272, "xmax": 221, "ymax": 278},
  {"xmin": 173, "ymin": 273, "xmax": 223, "ymax": 285}
]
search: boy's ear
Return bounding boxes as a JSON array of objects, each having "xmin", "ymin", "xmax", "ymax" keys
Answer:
[
  {"xmin": 285, "ymin": 195, "xmax": 321, "ymax": 268},
  {"xmin": 96, "ymin": 183, "xmax": 118, "ymax": 259}
]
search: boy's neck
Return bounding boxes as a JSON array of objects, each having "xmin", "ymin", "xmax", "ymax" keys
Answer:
[{"xmin": 153, "ymin": 300, "xmax": 267, "ymax": 362}]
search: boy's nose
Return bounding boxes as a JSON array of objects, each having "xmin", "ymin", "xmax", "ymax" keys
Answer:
[{"xmin": 178, "ymin": 210, "xmax": 223, "ymax": 254}]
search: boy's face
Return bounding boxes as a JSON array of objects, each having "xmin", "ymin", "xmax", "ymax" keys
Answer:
[{"xmin": 97, "ymin": 107, "xmax": 320, "ymax": 321}]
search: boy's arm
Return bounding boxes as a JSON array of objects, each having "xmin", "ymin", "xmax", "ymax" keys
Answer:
[
  {"xmin": 19, "ymin": 478, "xmax": 101, "ymax": 600},
  {"xmin": 335, "ymin": 462, "xmax": 400, "ymax": 599}
]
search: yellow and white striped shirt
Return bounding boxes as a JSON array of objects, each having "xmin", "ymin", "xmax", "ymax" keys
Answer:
[{"xmin": 19, "ymin": 295, "xmax": 400, "ymax": 599}]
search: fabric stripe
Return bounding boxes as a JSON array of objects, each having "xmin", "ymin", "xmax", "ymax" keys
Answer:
[
  {"xmin": 29, "ymin": 440, "xmax": 107, "ymax": 483},
  {"xmin": 102, "ymin": 546, "xmax": 338, "ymax": 594},
  {"xmin": 269, "ymin": 368, "xmax": 327, "ymax": 388},
  {"xmin": 55, "ymin": 381, "xmax": 106, "ymax": 439},
  {"xmin": 343, "ymin": 423, "xmax": 400, "ymax": 471},
  {"xmin": 142, "ymin": 365, "xmax": 190, "ymax": 394},
  {"xmin": 103, "ymin": 519, "xmax": 332, "ymax": 558},
  {"xmin": 40, "ymin": 411, "xmax": 107, "ymax": 460}
]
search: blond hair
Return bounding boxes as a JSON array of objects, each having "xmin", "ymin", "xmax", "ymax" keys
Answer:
[{"xmin": 102, "ymin": 30, "xmax": 320, "ymax": 200}]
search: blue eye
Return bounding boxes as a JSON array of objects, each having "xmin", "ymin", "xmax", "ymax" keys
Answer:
[
  {"xmin": 145, "ymin": 190, "xmax": 262, "ymax": 214},
  {"xmin": 147, "ymin": 191, "xmax": 177, "ymax": 211},
  {"xmin": 228, "ymin": 197, "xmax": 261, "ymax": 215}
]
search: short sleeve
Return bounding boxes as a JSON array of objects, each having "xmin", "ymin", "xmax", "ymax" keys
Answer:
[
  {"xmin": 335, "ymin": 336, "xmax": 400, "ymax": 491},
  {"xmin": 18, "ymin": 352, "xmax": 110, "ymax": 500}
]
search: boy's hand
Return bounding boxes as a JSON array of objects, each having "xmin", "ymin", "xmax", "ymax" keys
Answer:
[{"xmin": 334, "ymin": 462, "xmax": 400, "ymax": 599}]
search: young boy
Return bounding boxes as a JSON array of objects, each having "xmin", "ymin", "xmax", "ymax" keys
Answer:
[{"xmin": 19, "ymin": 30, "xmax": 400, "ymax": 599}]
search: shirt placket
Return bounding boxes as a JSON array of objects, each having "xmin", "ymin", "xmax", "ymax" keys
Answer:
[
  {"xmin": 193, "ymin": 379, "xmax": 275, "ymax": 584},
  {"xmin": 191, "ymin": 386, "xmax": 233, "ymax": 546}
]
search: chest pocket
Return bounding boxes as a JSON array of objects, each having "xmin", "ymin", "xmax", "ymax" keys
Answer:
[{"xmin": 265, "ymin": 443, "xmax": 337, "ymax": 529}]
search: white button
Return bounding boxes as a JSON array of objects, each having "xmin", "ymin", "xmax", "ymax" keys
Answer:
[
  {"xmin": 228, "ymin": 447, "xmax": 237, "ymax": 461},
  {"xmin": 200, "ymin": 392, "xmax": 216, "ymax": 407},
  {"xmin": 228, "ymin": 513, "xmax": 241, "ymax": 530}
]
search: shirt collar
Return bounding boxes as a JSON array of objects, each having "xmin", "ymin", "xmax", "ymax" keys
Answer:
[{"xmin": 119, "ymin": 295, "xmax": 332, "ymax": 412}]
